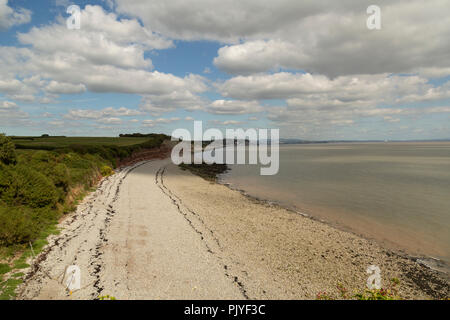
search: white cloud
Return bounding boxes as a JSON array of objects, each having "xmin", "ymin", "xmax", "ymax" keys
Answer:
[
  {"xmin": 213, "ymin": 71, "xmax": 450, "ymax": 137},
  {"xmin": 0, "ymin": 100, "xmax": 29, "ymax": 126},
  {"xmin": 266, "ymin": 103, "xmax": 450, "ymax": 138},
  {"xmin": 48, "ymin": 120, "xmax": 65, "ymax": 127},
  {"xmin": 214, "ymin": 40, "xmax": 305, "ymax": 75},
  {"xmin": 116, "ymin": 0, "xmax": 450, "ymax": 77},
  {"xmin": 114, "ymin": 0, "xmax": 335, "ymax": 42},
  {"xmin": 17, "ymin": 5, "xmax": 173, "ymax": 70},
  {"xmin": 142, "ymin": 117, "xmax": 180, "ymax": 127},
  {"xmin": 45, "ymin": 81, "xmax": 86, "ymax": 94},
  {"xmin": 140, "ymin": 87, "xmax": 207, "ymax": 115},
  {"xmin": 218, "ymin": 72, "xmax": 450, "ymax": 105},
  {"xmin": 96, "ymin": 117, "xmax": 122, "ymax": 125},
  {"xmin": 0, "ymin": 0, "xmax": 31, "ymax": 31},
  {"xmin": 206, "ymin": 100, "xmax": 264, "ymax": 115},
  {"xmin": 0, "ymin": 100, "xmax": 18, "ymax": 109},
  {"xmin": 0, "ymin": 6, "xmax": 206, "ymax": 102},
  {"xmin": 209, "ymin": 119, "xmax": 245, "ymax": 126},
  {"xmin": 215, "ymin": 1, "xmax": 450, "ymax": 77},
  {"xmin": 1, "ymin": 1, "xmax": 449, "ymax": 139},
  {"xmin": 64, "ymin": 107, "xmax": 143, "ymax": 120},
  {"xmin": 0, "ymin": 78, "xmax": 23, "ymax": 94}
]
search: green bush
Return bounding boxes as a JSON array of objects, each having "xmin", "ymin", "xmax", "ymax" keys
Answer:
[
  {"xmin": 0, "ymin": 206, "xmax": 56, "ymax": 245},
  {"xmin": 31, "ymin": 150, "xmax": 53, "ymax": 163},
  {"xmin": 30, "ymin": 156, "xmax": 70, "ymax": 201},
  {"xmin": 0, "ymin": 164, "xmax": 58, "ymax": 208},
  {"xmin": 0, "ymin": 134, "xmax": 17, "ymax": 165},
  {"xmin": 100, "ymin": 165, "xmax": 114, "ymax": 177}
]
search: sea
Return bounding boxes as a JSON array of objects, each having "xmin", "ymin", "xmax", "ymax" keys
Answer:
[{"xmin": 220, "ymin": 142, "xmax": 450, "ymax": 272}]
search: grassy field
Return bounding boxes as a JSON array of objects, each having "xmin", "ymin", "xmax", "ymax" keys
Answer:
[
  {"xmin": 0, "ymin": 134, "xmax": 170, "ymax": 299},
  {"xmin": 11, "ymin": 136, "xmax": 151, "ymax": 148}
]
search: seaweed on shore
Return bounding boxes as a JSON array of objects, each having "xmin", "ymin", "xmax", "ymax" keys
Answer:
[{"xmin": 179, "ymin": 163, "xmax": 228, "ymax": 182}]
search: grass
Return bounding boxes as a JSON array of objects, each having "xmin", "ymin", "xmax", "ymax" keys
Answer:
[
  {"xmin": 0, "ymin": 263, "xmax": 11, "ymax": 278},
  {"xmin": 0, "ymin": 218, "xmax": 62, "ymax": 300},
  {"xmin": 0, "ymin": 278, "xmax": 23, "ymax": 300}
]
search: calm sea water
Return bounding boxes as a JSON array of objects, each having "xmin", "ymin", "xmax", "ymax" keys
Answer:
[{"xmin": 221, "ymin": 143, "xmax": 450, "ymax": 269}]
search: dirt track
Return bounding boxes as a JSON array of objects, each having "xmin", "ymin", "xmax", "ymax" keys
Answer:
[{"xmin": 18, "ymin": 159, "xmax": 243, "ymax": 299}]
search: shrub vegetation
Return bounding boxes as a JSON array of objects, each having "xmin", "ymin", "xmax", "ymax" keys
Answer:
[{"xmin": 0, "ymin": 134, "xmax": 17, "ymax": 165}]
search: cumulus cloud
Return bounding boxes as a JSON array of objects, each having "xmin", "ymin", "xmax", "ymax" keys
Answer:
[
  {"xmin": 140, "ymin": 88, "xmax": 207, "ymax": 115},
  {"xmin": 64, "ymin": 107, "xmax": 143, "ymax": 120},
  {"xmin": 0, "ymin": 100, "xmax": 18, "ymax": 109},
  {"xmin": 142, "ymin": 117, "xmax": 181, "ymax": 127},
  {"xmin": 216, "ymin": 71, "xmax": 450, "ymax": 137},
  {"xmin": 215, "ymin": 72, "xmax": 450, "ymax": 137},
  {"xmin": 18, "ymin": 5, "xmax": 173, "ymax": 69},
  {"xmin": 214, "ymin": 40, "xmax": 306, "ymax": 75},
  {"xmin": 218, "ymin": 72, "xmax": 450, "ymax": 104},
  {"xmin": 0, "ymin": 5, "xmax": 206, "ymax": 102},
  {"xmin": 206, "ymin": 100, "xmax": 264, "ymax": 115},
  {"xmin": 0, "ymin": 0, "xmax": 31, "ymax": 31},
  {"xmin": 210, "ymin": 119, "xmax": 244, "ymax": 126},
  {"xmin": 115, "ymin": 0, "xmax": 450, "ymax": 77},
  {"xmin": 0, "ymin": 100, "xmax": 29, "ymax": 126},
  {"xmin": 96, "ymin": 117, "xmax": 122, "ymax": 125},
  {"xmin": 267, "ymin": 102, "xmax": 450, "ymax": 139},
  {"xmin": 1, "ymin": 1, "xmax": 449, "ymax": 139},
  {"xmin": 45, "ymin": 81, "xmax": 86, "ymax": 94},
  {"xmin": 115, "ymin": 0, "xmax": 333, "ymax": 42}
]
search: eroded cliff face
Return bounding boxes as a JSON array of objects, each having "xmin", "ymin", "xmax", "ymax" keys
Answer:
[{"xmin": 117, "ymin": 140, "xmax": 176, "ymax": 168}]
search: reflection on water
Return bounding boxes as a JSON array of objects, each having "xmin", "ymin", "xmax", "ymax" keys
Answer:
[{"xmin": 221, "ymin": 142, "xmax": 450, "ymax": 269}]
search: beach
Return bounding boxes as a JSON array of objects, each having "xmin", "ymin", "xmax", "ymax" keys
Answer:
[{"xmin": 17, "ymin": 159, "xmax": 449, "ymax": 299}]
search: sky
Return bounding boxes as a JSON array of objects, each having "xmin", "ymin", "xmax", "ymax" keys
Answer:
[{"xmin": 0, "ymin": 0, "xmax": 449, "ymax": 140}]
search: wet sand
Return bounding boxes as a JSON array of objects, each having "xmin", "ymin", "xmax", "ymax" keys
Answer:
[{"xmin": 17, "ymin": 159, "xmax": 449, "ymax": 299}]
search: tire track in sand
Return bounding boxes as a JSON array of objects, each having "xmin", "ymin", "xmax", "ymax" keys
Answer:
[
  {"xmin": 17, "ymin": 161, "xmax": 150, "ymax": 299},
  {"xmin": 155, "ymin": 165, "xmax": 250, "ymax": 299}
]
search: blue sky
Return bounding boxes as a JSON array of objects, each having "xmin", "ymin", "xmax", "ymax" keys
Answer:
[{"xmin": 0, "ymin": 0, "xmax": 449, "ymax": 140}]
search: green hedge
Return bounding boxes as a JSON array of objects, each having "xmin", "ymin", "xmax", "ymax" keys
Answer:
[{"xmin": 15, "ymin": 134, "xmax": 169, "ymax": 166}]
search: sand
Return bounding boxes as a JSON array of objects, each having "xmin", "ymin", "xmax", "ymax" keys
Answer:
[{"xmin": 17, "ymin": 159, "xmax": 449, "ymax": 299}]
